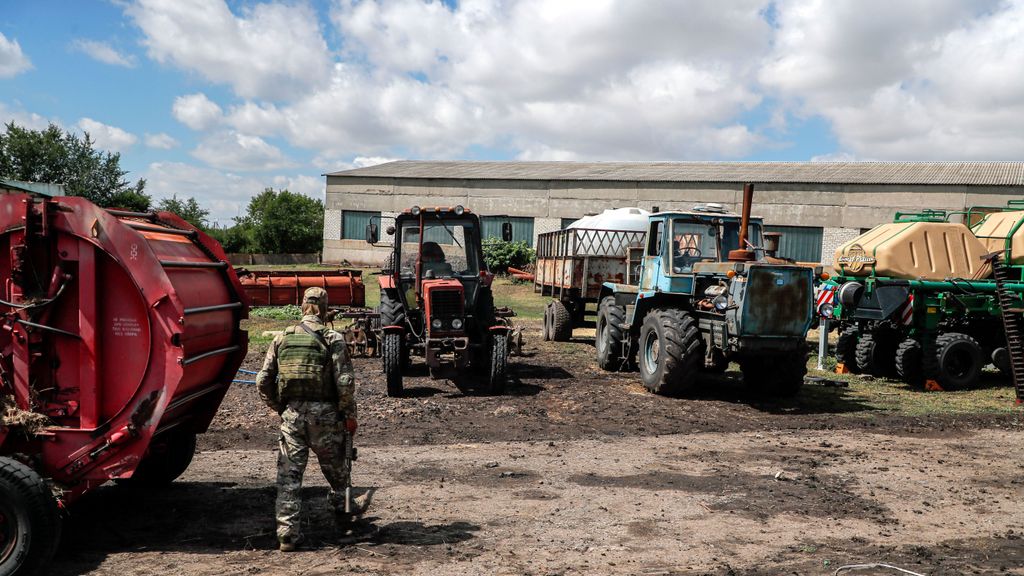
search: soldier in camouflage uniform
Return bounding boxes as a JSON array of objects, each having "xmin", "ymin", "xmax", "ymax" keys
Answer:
[{"xmin": 257, "ymin": 287, "xmax": 358, "ymax": 551}]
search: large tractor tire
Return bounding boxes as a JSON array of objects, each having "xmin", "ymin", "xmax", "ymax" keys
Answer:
[
  {"xmin": 121, "ymin": 432, "xmax": 197, "ymax": 487},
  {"xmin": 835, "ymin": 325, "xmax": 861, "ymax": 373},
  {"xmin": 382, "ymin": 332, "xmax": 404, "ymax": 397},
  {"xmin": 596, "ymin": 296, "xmax": 626, "ymax": 371},
  {"xmin": 638, "ymin": 309, "xmax": 702, "ymax": 396},
  {"xmin": 548, "ymin": 300, "xmax": 573, "ymax": 342},
  {"xmin": 855, "ymin": 327, "xmax": 898, "ymax": 377},
  {"xmin": 895, "ymin": 338, "xmax": 923, "ymax": 386},
  {"xmin": 378, "ymin": 291, "xmax": 405, "ymax": 328},
  {"xmin": 934, "ymin": 332, "xmax": 983, "ymax": 390},
  {"xmin": 741, "ymin": 350, "xmax": 807, "ymax": 398},
  {"xmin": 0, "ymin": 458, "xmax": 61, "ymax": 576},
  {"xmin": 485, "ymin": 332, "xmax": 509, "ymax": 395}
]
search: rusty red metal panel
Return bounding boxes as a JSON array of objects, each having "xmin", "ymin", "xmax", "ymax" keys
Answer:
[{"xmin": 237, "ymin": 269, "xmax": 366, "ymax": 308}]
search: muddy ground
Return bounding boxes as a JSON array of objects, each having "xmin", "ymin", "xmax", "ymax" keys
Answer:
[{"xmin": 50, "ymin": 321, "xmax": 1024, "ymax": 575}]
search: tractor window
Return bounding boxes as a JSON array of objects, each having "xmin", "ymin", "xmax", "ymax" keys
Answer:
[
  {"xmin": 671, "ymin": 220, "xmax": 710, "ymax": 274},
  {"xmin": 397, "ymin": 217, "xmax": 481, "ymax": 279},
  {"xmin": 647, "ymin": 221, "xmax": 663, "ymax": 256},
  {"xmin": 721, "ymin": 222, "xmax": 763, "ymax": 256}
]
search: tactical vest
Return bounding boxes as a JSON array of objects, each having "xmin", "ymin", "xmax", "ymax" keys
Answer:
[{"xmin": 277, "ymin": 325, "xmax": 335, "ymax": 402}]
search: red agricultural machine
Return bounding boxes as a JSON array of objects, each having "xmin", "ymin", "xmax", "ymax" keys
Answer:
[
  {"xmin": 367, "ymin": 205, "xmax": 516, "ymax": 396},
  {"xmin": 0, "ymin": 194, "xmax": 248, "ymax": 575}
]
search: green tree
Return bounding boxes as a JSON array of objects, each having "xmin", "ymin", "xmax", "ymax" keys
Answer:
[
  {"xmin": 235, "ymin": 188, "xmax": 324, "ymax": 253},
  {"xmin": 0, "ymin": 122, "xmax": 150, "ymax": 210},
  {"xmin": 157, "ymin": 194, "xmax": 209, "ymax": 229}
]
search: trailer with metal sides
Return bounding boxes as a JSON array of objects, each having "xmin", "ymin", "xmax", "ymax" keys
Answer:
[
  {"xmin": 0, "ymin": 194, "xmax": 249, "ymax": 575},
  {"xmin": 535, "ymin": 209, "xmax": 648, "ymax": 341}
]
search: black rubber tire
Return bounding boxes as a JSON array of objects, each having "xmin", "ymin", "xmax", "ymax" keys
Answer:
[
  {"xmin": 486, "ymin": 333, "xmax": 509, "ymax": 394},
  {"xmin": 992, "ymin": 347, "xmax": 1011, "ymax": 377},
  {"xmin": 638, "ymin": 309, "xmax": 702, "ymax": 396},
  {"xmin": 895, "ymin": 338, "xmax": 923, "ymax": 386},
  {"xmin": 596, "ymin": 296, "xmax": 626, "ymax": 371},
  {"xmin": 379, "ymin": 290, "xmax": 405, "ymax": 328},
  {"xmin": 741, "ymin": 351, "xmax": 806, "ymax": 398},
  {"xmin": 0, "ymin": 458, "xmax": 61, "ymax": 576},
  {"xmin": 855, "ymin": 328, "xmax": 897, "ymax": 377},
  {"xmin": 550, "ymin": 300, "xmax": 572, "ymax": 342},
  {"xmin": 123, "ymin": 432, "xmax": 196, "ymax": 487},
  {"xmin": 383, "ymin": 332, "xmax": 404, "ymax": 397},
  {"xmin": 934, "ymin": 332, "xmax": 983, "ymax": 390},
  {"xmin": 835, "ymin": 325, "xmax": 861, "ymax": 373}
]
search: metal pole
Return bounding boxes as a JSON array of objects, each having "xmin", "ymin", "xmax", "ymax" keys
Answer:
[{"xmin": 817, "ymin": 317, "xmax": 829, "ymax": 371}]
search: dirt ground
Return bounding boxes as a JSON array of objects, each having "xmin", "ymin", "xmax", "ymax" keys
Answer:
[{"xmin": 49, "ymin": 319, "xmax": 1024, "ymax": 576}]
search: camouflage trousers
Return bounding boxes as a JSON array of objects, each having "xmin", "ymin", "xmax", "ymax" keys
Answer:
[{"xmin": 275, "ymin": 401, "xmax": 352, "ymax": 542}]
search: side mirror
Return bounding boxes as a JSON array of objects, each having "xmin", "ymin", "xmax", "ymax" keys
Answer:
[
  {"xmin": 501, "ymin": 222, "xmax": 513, "ymax": 242},
  {"xmin": 365, "ymin": 222, "xmax": 379, "ymax": 244},
  {"xmin": 386, "ymin": 225, "xmax": 396, "ymax": 236}
]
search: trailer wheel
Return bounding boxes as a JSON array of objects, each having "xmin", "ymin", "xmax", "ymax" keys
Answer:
[
  {"xmin": 485, "ymin": 332, "xmax": 509, "ymax": 395},
  {"xmin": 895, "ymin": 338, "xmax": 923, "ymax": 386},
  {"xmin": 383, "ymin": 332, "xmax": 404, "ymax": 397},
  {"xmin": 596, "ymin": 296, "xmax": 626, "ymax": 371},
  {"xmin": 638, "ymin": 309, "xmax": 701, "ymax": 396},
  {"xmin": 934, "ymin": 332, "xmax": 983, "ymax": 390},
  {"xmin": 549, "ymin": 300, "xmax": 573, "ymax": 342},
  {"xmin": 835, "ymin": 325, "xmax": 861, "ymax": 373},
  {"xmin": 741, "ymin": 351, "xmax": 806, "ymax": 398},
  {"xmin": 541, "ymin": 303, "xmax": 552, "ymax": 341},
  {"xmin": 0, "ymin": 457, "xmax": 61, "ymax": 576},
  {"xmin": 855, "ymin": 327, "xmax": 897, "ymax": 377}
]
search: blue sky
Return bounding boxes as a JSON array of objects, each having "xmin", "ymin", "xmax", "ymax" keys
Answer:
[{"xmin": 1, "ymin": 0, "xmax": 1021, "ymax": 224}]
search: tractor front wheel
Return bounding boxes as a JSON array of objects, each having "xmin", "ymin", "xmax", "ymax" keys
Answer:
[
  {"xmin": 596, "ymin": 296, "xmax": 626, "ymax": 371},
  {"xmin": 486, "ymin": 332, "xmax": 509, "ymax": 395},
  {"xmin": 638, "ymin": 309, "xmax": 702, "ymax": 396},
  {"xmin": 0, "ymin": 457, "xmax": 61, "ymax": 576},
  {"xmin": 383, "ymin": 332, "xmax": 404, "ymax": 397}
]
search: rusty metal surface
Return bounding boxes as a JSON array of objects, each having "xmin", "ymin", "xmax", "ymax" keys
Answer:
[
  {"xmin": 535, "ymin": 228, "xmax": 645, "ymax": 300},
  {"xmin": 741, "ymin": 266, "xmax": 812, "ymax": 337},
  {"xmin": 237, "ymin": 268, "xmax": 366, "ymax": 307}
]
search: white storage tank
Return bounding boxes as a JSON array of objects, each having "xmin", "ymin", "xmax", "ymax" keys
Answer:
[{"xmin": 565, "ymin": 207, "xmax": 650, "ymax": 256}]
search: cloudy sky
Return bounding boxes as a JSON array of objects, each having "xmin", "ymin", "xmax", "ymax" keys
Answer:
[{"xmin": 1, "ymin": 0, "xmax": 1022, "ymax": 223}]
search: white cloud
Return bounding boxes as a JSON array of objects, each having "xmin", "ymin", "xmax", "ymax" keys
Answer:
[
  {"xmin": 71, "ymin": 39, "xmax": 136, "ymax": 67},
  {"xmin": 191, "ymin": 131, "xmax": 294, "ymax": 171},
  {"xmin": 127, "ymin": 0, "xmax": 331, "ymax": 100},
  {"xmin": 0, "ymin": 102, "xmax": 55, "ymax": 130},
  {"xmin": 172, "ymin": 93, "xmax": 223, "ymax": 130},
  {"xmin": 762, "ymin": 0, "xmax": 1024, "ymax": 160},
  {"xmin": 0, "ymin": 33, "xmax": 31, "ymax": 78},
  {"xmin": 77, "ymin": 117, "xmax": 138, "ymax": 152},
  {"xmin": 144, "ymin": 132, "xmax": 179, "ymax": 149}
]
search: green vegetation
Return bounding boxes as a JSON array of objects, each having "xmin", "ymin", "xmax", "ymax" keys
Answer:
[
  {"xmin": 249, "ymin": 305, "xmax": 302, "ymax": 320},
  {"xmin": 157, "ymin": 194, "xmax": 209, "ymax": 229},
  {"xmin": 209, "ymin": 188, "xmax": 324, "ymax": 254},
  {"xmin": 0, "ymin": 122, "xmax": 149, "ymax": 210},
  {"xmin": 482, "ymin": 238, "xmax": 535, "ymax": 273}
]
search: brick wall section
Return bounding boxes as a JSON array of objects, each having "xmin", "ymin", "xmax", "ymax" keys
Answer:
[
  {"xmin": 820, "ymin": 227, "xmax": 863, "ymax": 264},
  {"xmin": 323, "ymin": 209, "xmax": 341, "ymax": 240},
  {"xmin": 533, "ymin": 217, "xmax": 561, "ymax": 247}
]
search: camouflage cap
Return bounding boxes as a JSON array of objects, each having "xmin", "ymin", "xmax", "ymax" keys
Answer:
[{"xmin": 303, "ymin": 287, "xmax": 329, "ymax": 308}]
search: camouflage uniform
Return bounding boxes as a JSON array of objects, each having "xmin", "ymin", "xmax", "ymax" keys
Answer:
[{"xmin": 257, "ymin": 287, "xmax": 357, "ymax": 549}]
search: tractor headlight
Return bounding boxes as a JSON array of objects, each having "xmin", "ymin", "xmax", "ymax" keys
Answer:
[
  {"xmin": 411, "ymin": 205, "xmax": 421, "ymax": 216},
  {"xmin": 713, "ymin": 295, "xmax": 729, "ymax": 311},
  {"xmin": 819, "ymin": 303, "xmax": 834, "ymax": 318},
  {"xmin": 453, "ymin": 205, "xmax": 465, "ymax": 215},
  {"xmin": 431, "ymin": 318, "xmax": 443, "ymax": 330},
  {"xmin": 451, "ymin": 318, "xmax": 464, "ymax": 330}
]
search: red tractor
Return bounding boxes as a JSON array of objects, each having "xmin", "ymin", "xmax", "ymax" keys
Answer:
[{"xmin": 367, "ymin": 205, "xmax": 514, "ymax": 396}]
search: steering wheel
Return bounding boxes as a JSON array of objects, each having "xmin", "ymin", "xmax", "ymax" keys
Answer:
[{"xmin": 675, "ymin": 246, "xmax": 702, "ymax": 260}]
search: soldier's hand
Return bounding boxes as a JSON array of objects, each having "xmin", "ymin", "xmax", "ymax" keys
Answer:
[{"xmin": 344, "ymin": 418, "xmax": 358, "ymax": 435}]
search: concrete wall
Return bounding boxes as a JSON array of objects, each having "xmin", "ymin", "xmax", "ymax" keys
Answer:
[{"xmin": 323, "ymin": 176, "xmax": 1024, "ymax": 265}]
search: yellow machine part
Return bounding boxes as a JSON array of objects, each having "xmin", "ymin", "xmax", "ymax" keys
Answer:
[
  {"xmin": 973, "ymin": 210, "xmax": 1024, "ymax": 264},
  {"xmin": 833, "ymin": 221, "xmax": 992, "ymax": 280}
]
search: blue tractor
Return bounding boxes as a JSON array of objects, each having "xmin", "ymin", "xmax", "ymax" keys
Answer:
[{"xmin": 596, "ymin": 184, "xmax": 817, "ymax": 397}]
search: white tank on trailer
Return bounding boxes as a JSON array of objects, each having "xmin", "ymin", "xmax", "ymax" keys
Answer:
[
  {"xmin": 568, "ymin": 207, "xmax": 650, "ymax": 232},
  {"xmin": 565, "ymin": 207, "xmax": 650, "ymax": 256}
]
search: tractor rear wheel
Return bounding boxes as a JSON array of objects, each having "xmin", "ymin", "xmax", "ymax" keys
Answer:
[
  {"xmin": 122, "ymin": 432, "xmax": 197, "ymax": 487},
  {"xmin": 383, "ymin": 332, "xmax": 404, "ymax": 397},
  {"xmin": 934, "ymin": 332, "xmax": 983, "ymax": 390},
  {"xmin": 835, "ymin": 325, "xmax": 861, "ymax": 373},
  {"xmin": 855, "ymin": 327, "xmax": 897, "ymax": 377},
  {"xmin": 638, "ymin": 309, "xmax": 702, "ymax": 396},
  {"xmin": 0, "ymin": 457, "xmax": 61, "ymax": 576},
  {"xmin": 895, "ymin": 338, "xmax": 923, "ymax": 386},
  {"xmin": 549, "ymin": 300, "xmax": 573, "ymax": 342},
  {"xmin": 486, "ymin": 332, "xmax": 509, "ymax": 395},
  {"xmin": 596, "ymin": 297, "xmax": 627, "ymax": 371}
]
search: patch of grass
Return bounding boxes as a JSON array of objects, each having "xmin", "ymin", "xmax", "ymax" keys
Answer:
[
  {"xmin": 249, "ymin": 305, "xmax": 302, "ymax": 320},
  {"xmin": 492, "ymin": 276, "xmax": 546, "ymax": 321}
]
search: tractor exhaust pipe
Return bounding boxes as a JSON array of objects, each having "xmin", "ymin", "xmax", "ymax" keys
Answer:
[{"xmin": 728, "ymin": 183, "xmax": 756, "ymax": 262}]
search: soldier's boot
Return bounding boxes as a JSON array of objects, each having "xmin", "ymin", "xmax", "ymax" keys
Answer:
[{"xmin": 279, "ymin": 534, "xmax": 304, "ymax": 552}]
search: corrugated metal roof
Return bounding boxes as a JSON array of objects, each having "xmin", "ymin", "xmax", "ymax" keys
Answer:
[
  {"xmin": 327, "ymin": 161, "xmax": 1024, "ymax": 186},
  {"xmin": 0, "ymin": 179, "xmax": 64, "ymax": 196}
]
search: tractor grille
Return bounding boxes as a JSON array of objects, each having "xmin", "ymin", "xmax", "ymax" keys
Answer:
[
  {"xmin": 742, "ymin": 266, "xmax": 812, "ymax": 337},
  {"xmin": 431, "ymin": 289, "xmax": 464, "ymax": 319}
]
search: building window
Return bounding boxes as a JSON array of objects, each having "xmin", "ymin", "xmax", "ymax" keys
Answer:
[
  {"xmin": 764, "ymin": 225, "xmax": 823, "ymax": 262},
  {"xmin": 481, "ymin": 216, "xmax": 535, "ymax": 247},
  {"xmin": 561, "ymin": 217, "xmax": 578, "ymax": 229},
  {"xmin": 342, "ymin": 210, "xmax": 381, "ymax": 241}
]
